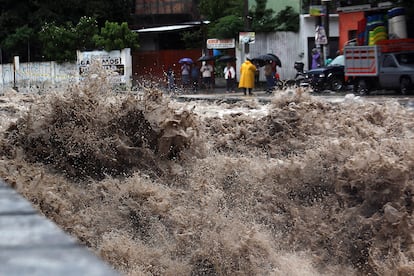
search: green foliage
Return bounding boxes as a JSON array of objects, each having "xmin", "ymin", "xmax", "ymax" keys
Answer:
[
  {"xmin": 181, "ymin": 29, "xmax": 204, "ymax": 49},
  {"xmin": 39, "ymin": 16, "xmax": 99, "ymax": 62},
  {"xmin": 0, "ymin": 0, "xmax": 133, "ymax": 62},
  {"xmin": 250, "ymin": 0, "xmax": 278, "ymax": 32},
  {"xmin": 2, "ymin": 25, "xmax": 34, "ymax": 57},
  {"xmin": 275, "ymin": 6, "xmax": 299, "ymax": 32},
  {"xmin": 75, "ymin": 16, "xmax": 99, "ymax": 51},
  {"xmin": 199, "ymin": 0, "xmax": 244, "ymax": 39},
  {"xmin": 38, "ymin": 18, "xmax": 138, "ymax": 62},
  {"xmin": 208, "ymin": 15, "xmax": 244, "ymax": 39},
  {"xmin": 83, "ymin": 0, "xmax": 132, "ymax": 25},
  {"xmin": 200, "ymin": 0, "xmax": 293, "ymax": 37},
  {"xmin": 39, "ymin": 22, "xmax": 77, "ymax": 62},
  {"xmin": 199, "ymin": 0, "xmax": 234, "ymax": 22},
  {"xmin": 93, "ymin": 21, "xmax": 139, "ymax": 52}
]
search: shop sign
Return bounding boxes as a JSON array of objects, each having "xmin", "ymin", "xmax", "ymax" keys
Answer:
[
  {"xmin": 207, "ymin": 38, "xmax": 236, "ymax": 49},
  {"xmin": 310, "ymin": 5, "xmax": 326, "ymax": 16}
]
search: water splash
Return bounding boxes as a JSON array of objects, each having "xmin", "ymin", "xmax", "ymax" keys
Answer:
[{"xmin": 0, "ymin": 69, "xmax": 413, "ymax": 275}]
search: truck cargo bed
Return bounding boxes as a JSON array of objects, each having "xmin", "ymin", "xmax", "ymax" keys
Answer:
[{"xmin": 344, "ymin": 46, "xmax": 379, "ymax": 76}]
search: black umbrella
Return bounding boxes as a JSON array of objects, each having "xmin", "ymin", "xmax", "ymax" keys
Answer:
[
  {"xmin": 217, "ymin": 55, "xmax": 237, "ymax": 63},
  {"xmin": 197, "ymin": 55, "xmax": 215, "ymax": 62},
  {"xmin": 251, "ymin": 54, "xmax": 282, "ymax": 67},
  {"xmin": 266, "ymin": 53, "xmax": 282, "ymax": 67},
  {"xmin": 250, "ymin": 57, "xmax": 267, "ymax": 67}
]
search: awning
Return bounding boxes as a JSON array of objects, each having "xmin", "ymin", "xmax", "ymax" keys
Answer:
[
  {"xmin": 135, "ymin": 25, "xmax": 193, "ymax": 33},
  {"xmin": 134, "ymin": 21, "xmax": 210, "ymax": 33}
]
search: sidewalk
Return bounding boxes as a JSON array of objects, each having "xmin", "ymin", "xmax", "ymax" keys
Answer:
[{"xmin": 177, "ymin": 84, "xmax": 273, "ymax": 103}]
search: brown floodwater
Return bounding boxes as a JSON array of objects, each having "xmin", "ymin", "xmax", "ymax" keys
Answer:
[{"xmin": 0, "ymin": 67, "xmax": 413, "ymax": 275}]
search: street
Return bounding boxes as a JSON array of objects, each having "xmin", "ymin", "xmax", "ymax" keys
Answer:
[{"xmin": 176, "ymin": 87, "xmax": 414, "ymax": 111}]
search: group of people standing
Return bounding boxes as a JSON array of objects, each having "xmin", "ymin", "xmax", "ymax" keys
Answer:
[
  {"xmin": 177, "ymin": 61, "xmax": 214, "ymax": 91},
  {"xmin": 238, "ymin": 55, "xmax": 278, "ymax": 95},
  {"xmin": 174, "ymin": 60, "xmax": 236, "ymax": 93},
  {"xmin": 167, "ymin": 54, "xmax": 278, "ymax": 95}
]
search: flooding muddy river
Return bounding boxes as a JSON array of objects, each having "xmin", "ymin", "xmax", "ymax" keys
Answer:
[{"xmin": 0, "ymin": 70, "xmax": 413, "ymax": 275}]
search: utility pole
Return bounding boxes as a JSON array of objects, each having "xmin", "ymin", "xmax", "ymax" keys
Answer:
[
  {"xmin": 201, "ymin": 20, "xmax": 207, "ymax": 56},
  {"xmin": 322, "ymin": 0, "xmax": 331, "ymax": 64},
  {"xmin": 13, "ymin": 56, "xmax": 19, "ymax": 91},
  {"xmin": 244, "ymin": 0, "xmax": 250, "ymax": 55}
]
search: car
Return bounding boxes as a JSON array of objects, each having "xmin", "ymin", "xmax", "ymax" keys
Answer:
[{"xmin": 305, "ymin": 55, "xmax": 346, "ymax": 92}]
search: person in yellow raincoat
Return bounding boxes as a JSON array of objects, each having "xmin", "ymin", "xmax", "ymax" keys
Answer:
[{"xmin": 238, "ymin": 56, "xmax": 257, "ymax": 95}]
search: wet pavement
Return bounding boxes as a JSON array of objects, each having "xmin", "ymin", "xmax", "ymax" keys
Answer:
[{"xmin": 176, "ymin": 87, "xmax": 414, "ymax": 110}]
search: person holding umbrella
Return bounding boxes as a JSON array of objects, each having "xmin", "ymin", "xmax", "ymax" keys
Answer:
[
  {"xmin": 238, "ymin": 55, "xmax": 256, "ymax": 96},
  {"xmin": 178, "ymin": 57, "xmax": 193, "ymax": 88},
  {"xmin": 264, "ymin": 61, "xmax": 276, "ymax": 93},
  {"xmin": 181, "ymin": 62, "xmax": 191, "ymax": 87}
]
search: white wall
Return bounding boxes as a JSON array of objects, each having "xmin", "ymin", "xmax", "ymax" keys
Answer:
[
  {"xmin": 236, "ymin": 32, "xmax": 301, "ymax": 81},
  {"xmin": 0, "ymin": 48, "xmax": 132, "ymax": 92},
  {"xmin": 234, "ymin": 14, "xmax": 339, "ymax": 82},
  {"xmin": 0, "ymin": 61, "xmax": 78, "ymax": 92}
]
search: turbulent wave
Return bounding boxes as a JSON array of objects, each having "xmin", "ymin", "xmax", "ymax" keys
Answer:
[{"xmin": 0, "ymin": 67, "xmax": 413, "ymax": 275}]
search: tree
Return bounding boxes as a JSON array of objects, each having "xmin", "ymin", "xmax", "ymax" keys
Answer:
[
  {"xmin": 39, "ymin": 18, "xmax": 139, "ymax": 62},
  {"xmin": 198, "ymin": 0, "xmax": 244, "ymax": 39},
  {"xmin": 180, "ymin": 0, "xmax": 243, "ymax": 48},
  {"xmin": 275, "ymin": 6, "xmax": 300, "ymax": 32},
  {"xmin": 180, "ymin": 29, "xmax": 204, "ymax": 49},
  {"xmin": 2, "ymin": 25, "xmax": 34, "ymax": 62},
  {"xmin": 250, "ymin": 0, "xmax": 278, "ymax": 32},
  {"xmin": 0, "ymin": 0, "xmax": 133, "ymax": 62},
  {"xmin": 198, "ymin": 0, "xmax": 296, "ymax": 39},
  {"xmin": 199, "ymin": 0, "xmax": 243, "ymax": 23},
  {"xmin": 75, "ymin": 17, "xmax": 99, "ymax": 51},
  {"xmin": 207, "ymin": 15, "xmax": 244, "ymax": 39},
  {"xmin": 83, "ymin": 0, "xmax": 133, "ymax": 26},
  {"xmin": 39, "ymin": 22, "xmax": 77, "ymax": 62},
  {"xmin": 93, "ymin": 21, "xmax": 139, "ymax": 52}
]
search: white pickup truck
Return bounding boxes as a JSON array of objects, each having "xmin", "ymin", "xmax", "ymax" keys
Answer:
[{"xmin": 344, "ymin": 40, "xmax": 414, "ymax": 95}]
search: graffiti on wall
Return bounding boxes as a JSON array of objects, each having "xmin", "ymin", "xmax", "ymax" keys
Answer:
[
  {"xmin": 77, "ymin": 48, "xmax": 132, "ymax": 85},
  {"xmin": 0, "ymin": 61, "xmax": 78, "ymax": 89},
  {"xmin": 0, "ymin": 48, "xmax": 132, "ymax": 90}
]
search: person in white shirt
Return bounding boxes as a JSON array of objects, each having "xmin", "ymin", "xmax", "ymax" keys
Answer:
[
  {"xmin": 223, "ymin": 62, "xmax": 236, "ymax": 93},
  {"xmin": 200, "ymin": 61, "xmax": 214, "ymax": 90}
]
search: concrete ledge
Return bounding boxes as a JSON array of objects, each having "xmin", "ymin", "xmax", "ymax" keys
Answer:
[
  {"xmin": 0, "ymin": 189, "xmax": 37, "ymax": 215},
  {"xmin": 0, "ymin": 179, "xmax": 119, "ymax": 276},
  {"xmin": 0, "ymin": 247, "xmax": 118, "ymax": 276}
]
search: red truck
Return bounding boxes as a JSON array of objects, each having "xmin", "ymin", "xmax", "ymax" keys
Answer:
[{"xmin": 344, "ymin": 39, "xmax": 414, "ymax": 95}]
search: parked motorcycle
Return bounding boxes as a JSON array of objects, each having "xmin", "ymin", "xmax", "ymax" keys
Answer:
[{"xmin": 285, "ymin": 61, "xmax": 309, "ymax": 88}]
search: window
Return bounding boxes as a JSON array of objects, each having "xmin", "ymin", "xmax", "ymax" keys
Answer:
[
  {"xmin": 382, "ymin": 55, "xmax": 397, "ymax": 67},
  {"xmin": 396, "ymin": 53, "xmax": 414, "ymax": 65}
]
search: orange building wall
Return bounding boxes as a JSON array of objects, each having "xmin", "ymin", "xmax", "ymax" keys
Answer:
[{"xmin": 339, "ymin": 11, "xmax": 365, "ymax": 51}]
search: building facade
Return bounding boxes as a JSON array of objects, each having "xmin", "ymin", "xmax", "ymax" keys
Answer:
[{"xmin": 130, "ymin": 0, "xmax": 199, "ymax": 28}]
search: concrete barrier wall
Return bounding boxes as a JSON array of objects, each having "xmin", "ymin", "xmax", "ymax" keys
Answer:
[
  {"xmin": 0, "ymin": 48, "xmax": 132, "ymax": 92},
  {"xmin": 0, "ymin": 61, "xmax": 78, "ymax": 92}
]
